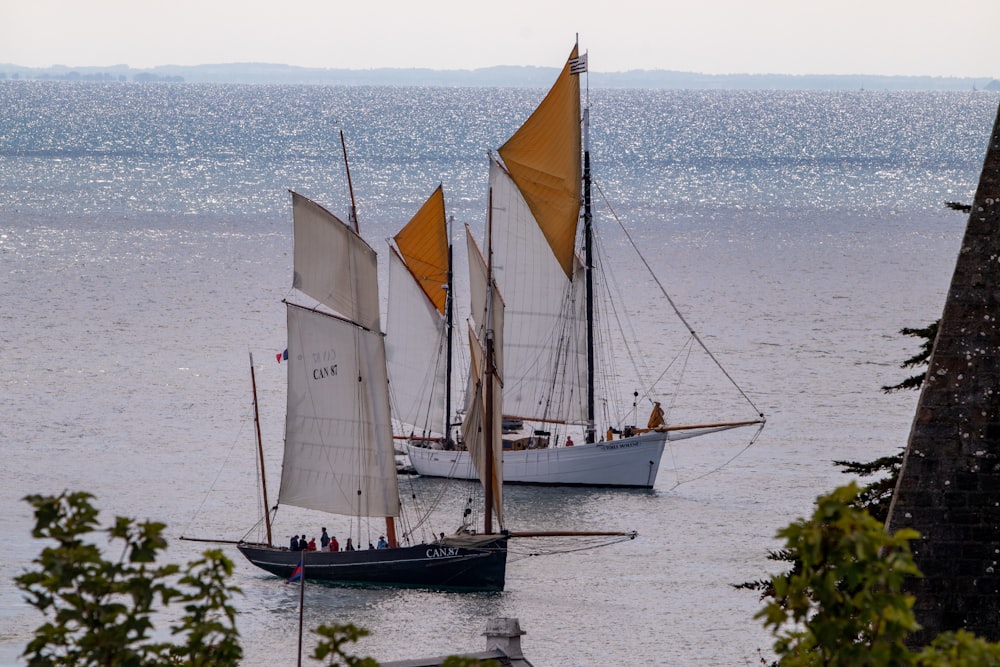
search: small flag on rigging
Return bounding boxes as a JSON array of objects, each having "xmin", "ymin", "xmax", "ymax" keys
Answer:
[
  {"xmin": 277, "ymin": 349, "xmax": 288, "ymax": 363},
  {"xmin": 569, "ymin": 54, "xmax": 588, "ymax": 74}
]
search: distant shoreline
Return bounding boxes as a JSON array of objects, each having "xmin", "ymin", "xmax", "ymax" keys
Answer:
[{"xmin": 1, "ymin": 62, "xmax": 997, "ymax": 91}]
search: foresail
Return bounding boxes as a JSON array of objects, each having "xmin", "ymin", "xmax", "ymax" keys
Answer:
[
  {"xmin": 489, "ymin": 159, "xmax": 588, "ymax": 423},
  {"xmin": 279, "ymin": 303, "xmax": 400, "ymax": 518},
  {"xmin": 496, "ymin": 45, "xmax": 582, "ymax": 278},
  {"xmin": 291, "ymin": 191, "xmax": 381, "ymax": 331},
  {"xmin": 385, "ymin": 248, "xmax": 447, "ymax": 431}
]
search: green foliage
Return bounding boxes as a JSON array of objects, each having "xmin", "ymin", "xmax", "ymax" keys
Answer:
[
  {"xmin": 916, "ymin": 630, "xmax": 1000, "ymax": 666},
  {"xmin": 18, "ymin": 491, "xmax": 507, "ymax": 666},
  {"xmin": 757, "ymin": 485, "xmax": 1000, "ymax": 666},
  {"xmin": 830, "ymin": 318, "xmax": 937, "ymax": 522},
  {"xmin": 16, "ymin": 491, "xmax": 243, "ymax": 666},
  {"xmin": 758, "ymin": 484, "xmax": 922, "ymax": 666},
  {"xmin": 831, "ymin": 453, "xmax": 902, "ymax": 524},
  {"xmin": 442, "ymin": 657, "xmax": 501, "ymax": 666},
  {"xmin": 311, "ymin": 624, "xmax": 379, "ymax": 666},
  {"xmin": 881, "ymin": 321, "xmax": 938, "ymax": 394}
]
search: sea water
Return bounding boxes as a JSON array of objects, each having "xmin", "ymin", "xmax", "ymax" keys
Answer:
[{"xmin": 1, "ymin": 82, "xmax": 998, "ymax": 665}]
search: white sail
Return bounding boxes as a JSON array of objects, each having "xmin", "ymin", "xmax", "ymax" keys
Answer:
[
  {"xmin": 279, "ymin": 303, "xmax": 400, "ymax": 518},
  {"xmin": 489, "ymin": 159, "xmax": 588, "ymax": 422},
  {"xmin": 467, "ymin": 224, "xmax": 488, "ymax": 332},
  {"xmin": 385, "ymin": 247, "xmax": 447, "ymax": 431},
  {"xmin": 291, "ymin": 191, "xmax": 381, "ymax": 332}
]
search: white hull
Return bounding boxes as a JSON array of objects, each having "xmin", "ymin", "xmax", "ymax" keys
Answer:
[{"xmin": 406, "ymin": 432, "xmax": 667, "ymax": 488}]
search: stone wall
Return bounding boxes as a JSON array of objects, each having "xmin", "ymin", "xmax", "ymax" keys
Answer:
[{"xmin": 885, "ymin": 103, "xmax": 1000, "ymax": 645}]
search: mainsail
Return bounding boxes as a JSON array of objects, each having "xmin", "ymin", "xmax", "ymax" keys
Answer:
[
  {"xmin": 279, "ymin": 304, "xmax": 400, "ymax": 517},
  {"xmin": 278, "ymin": 191, "xmax": 400, "ymax": 518}
]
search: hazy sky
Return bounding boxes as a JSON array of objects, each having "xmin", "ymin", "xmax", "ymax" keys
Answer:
[{"xmin": 2, "ymin": 0, "xmax": 997, "ymax": 77}]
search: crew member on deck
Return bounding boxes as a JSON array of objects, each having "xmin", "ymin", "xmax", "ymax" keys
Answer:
[
  {"xmin": 320, "ymin": 527, "xmax": 330, "ymax": 550},
  {"xmin": 290, "ymin": 535, "xmax": 300, "ymax": 551}
]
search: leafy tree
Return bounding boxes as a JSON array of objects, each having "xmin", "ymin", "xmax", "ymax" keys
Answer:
[
  {"xmin": 758, "ymin": 484, "xmax": 1000, "ymax": 666},
  {"xmin": 311, "ymin": 624, "xmax": 379, "ymax": 666},
  {"xmin": 18, "ymin": 491, "xmax": 504, "ymax": 667},
  {"xmin": 758, "ymin": 484, "xmax": 921, "ymax": 666},
  {"xmin": 16, "ymin": 491, "xmax": 243, "ymax": 666}
]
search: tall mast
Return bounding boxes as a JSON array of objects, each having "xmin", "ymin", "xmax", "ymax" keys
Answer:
[
  {"xmin": 445, "ymin": 214, "xmax": 455, "ymax": 446},
  {"xmin": 340, "ymin": 130, "xmax": 359, "ymax": 233},
  {"xmin": 338, "ymin": 134, "xmax": 397, "ymax": 545},
  {"xmin": 249, "ymin": 352, "xmax": 273, "ymax": 546},
  {"xmin": 483, "ymin": 189, "xmax": 495, "ymax": 534},
  {"xmin": 583, "ymin": 104, "xmax": 596, "ymax": 444}
]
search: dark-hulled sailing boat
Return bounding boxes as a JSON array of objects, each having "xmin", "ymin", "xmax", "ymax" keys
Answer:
[{"xmin": 236, "ymin": 188, "xmax": 508, "ymax": 591}]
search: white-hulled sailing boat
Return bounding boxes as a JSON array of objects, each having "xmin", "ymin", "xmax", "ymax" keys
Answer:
[
  {"xmin": 235, "ymin": 189, "xmax": 508, "ymax": 591},
  {"xmin": 406, "ymin": 43, "xmax": 765, "ymax": 488}
]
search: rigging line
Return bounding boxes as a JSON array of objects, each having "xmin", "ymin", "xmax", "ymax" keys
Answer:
[
  {"xmin": 662, "ymin": 341, "xmax": 696, "ymax": 488},
  {"xmin": 666, "ymin": 420, "xmax": 768, "ymax": 491},
  {"xmin": 506, "ymin": 534, "xmax": 636, "ymax": 560},
  {"xmin": 594, "ymin": 179, "xmax": 764, "ymax": 418},
  {"xmin": 182, "ymin": 399, "xmax": 255, "ymax": 537}
]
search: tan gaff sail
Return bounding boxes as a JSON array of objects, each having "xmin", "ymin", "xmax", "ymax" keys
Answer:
[
  {"xmin": 279, "ymin": 304, "xmax": 400, "ymax": 518},
  {"xmin": 464, "ymin": 221, "xmax": 505, "ymax": 525},
  {"xmin": 496, "ymin": 46, "xmax": 582, "ymax": 280},
  {"xmin": 461, "ymin": 320, "xmax": 504, "ymax": 527},
  {"xmin": 385, "ymin": 187, "xmax": 450, "ymax": 431},
  {"xmin": 291, "ymin": 191, "xmax": 380, "ymax": 332},
  {"xmin": 392, "ymin": 185, "xmax": 449, "ymax": 314}
]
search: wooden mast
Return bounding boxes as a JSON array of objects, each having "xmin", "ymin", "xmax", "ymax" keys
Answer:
[
  {"xmin": 483, "ymin": 188, "xmax": 495, "ymax": 535},
  {"xmin": 249, "ymin": 352, "xmax": 273, "ymax": 546},
  {"xmin": 340, "ymin": 130, "xmax": 359, "ymax": 233},
  {"xmin": 581, "ymin": 63, "xmax": 596, "ymax": 444},
  {"xmin": 339, "ymin": 130, "xmax": 396, "ymax": 546},
  {"xmin": 445, "ymin": 213, "xmax": 455, "ymax": 447}
]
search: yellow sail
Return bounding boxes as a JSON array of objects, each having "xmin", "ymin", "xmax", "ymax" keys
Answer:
[
  {"xmin": 393, "ymin": 185, "xmax": 449, "ymax": 314},
  {"xmin": 497, "ymin": 46, "xmax": 582, "ymax": 278}
]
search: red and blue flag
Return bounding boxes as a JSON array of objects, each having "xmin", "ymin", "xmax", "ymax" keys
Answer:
[{"xmin": 287, "ymin": 554, "xmax": 303, "ymax": 584}]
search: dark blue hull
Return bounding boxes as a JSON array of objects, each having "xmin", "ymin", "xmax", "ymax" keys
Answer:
[{"xmin": 237, "ymin": 535, "xmax": 508, "ymax": 592}]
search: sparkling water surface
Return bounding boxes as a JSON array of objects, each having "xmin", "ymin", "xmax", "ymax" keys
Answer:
[{"xmin": 1, "ymin": 82, "xmax": 998, "ymax": 665}]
